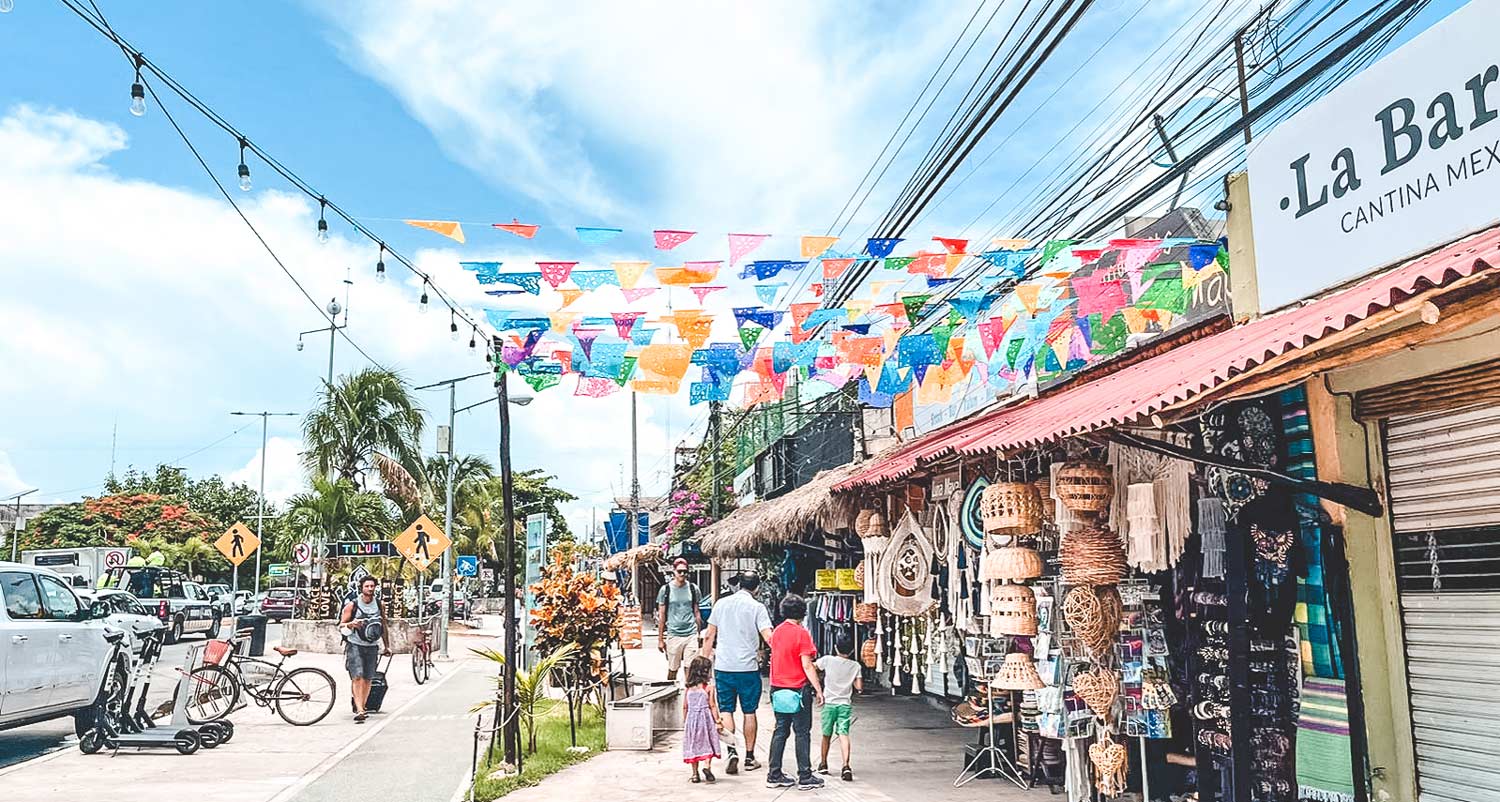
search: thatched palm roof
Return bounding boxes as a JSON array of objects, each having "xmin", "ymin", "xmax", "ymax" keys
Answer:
[
  {"xmin": 697, "ymin": 462, "xmax": 863, "ymax": 558},
  {"xmin": 602, "ymin": 541, "xmax": 664, "ymax": 571}
]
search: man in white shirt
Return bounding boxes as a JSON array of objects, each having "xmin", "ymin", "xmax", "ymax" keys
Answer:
[{"xmin": 700, "ymin": 573, "xmax": 773, "ymax": 775}]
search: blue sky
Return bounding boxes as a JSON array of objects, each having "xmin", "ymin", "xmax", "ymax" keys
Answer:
[{"xmin": 0, "ymin": 0, "xmax": 1467, "ymax": 533}]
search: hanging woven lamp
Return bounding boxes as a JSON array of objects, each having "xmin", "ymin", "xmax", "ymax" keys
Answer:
[
  {"xmin": 989, "ymin": 545, "xmax": 1043, "ymax": 581},
  {"xmin": 1056, "ymin": 461, "xmax": 1113, "ymax": 514},
  {"xmin": 1071, "ymin": 665, "xmax": 1120, "ymax": 719},
  {"xmin": 992, "ymin": 652, "xmax": 1044, "ymax": 690},
  {"xmin": 1059, "ymin": 525, "xmax": 1127, "ymax": 586},
  {"xmin": 989, "ymin": 584, "xmax": 1039, "ymax": 636},
  {"xmin": 1062, "ymin": 584, "xmax": 1123, "ymax": 659},
  {"xmin": 981, "ymin": 481, "xmax": 1042, "ymax": 536},
  {"xmin": 1034, "ymin": 477, "xmax": 1054, "ymax": 524}
]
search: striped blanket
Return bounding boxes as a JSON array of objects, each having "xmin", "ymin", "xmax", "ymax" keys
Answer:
[{"xmin": 1297, "ymin": 677, "xmax": 1356, "ymax": 802}]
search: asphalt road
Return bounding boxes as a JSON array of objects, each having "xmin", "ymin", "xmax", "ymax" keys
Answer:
[{"xmin": 0, "ymin": 620, "xmax": 284, "ymax": 769}]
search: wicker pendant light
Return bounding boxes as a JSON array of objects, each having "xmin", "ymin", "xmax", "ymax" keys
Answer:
[{"xmin": 992, "ymin": 652, "xmax": 1044, "ymax": 690}]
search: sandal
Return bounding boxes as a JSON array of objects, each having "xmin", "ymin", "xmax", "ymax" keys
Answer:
[{"xmin": 354, "ymin": 712, "xmax": 368, "ymax": 723}]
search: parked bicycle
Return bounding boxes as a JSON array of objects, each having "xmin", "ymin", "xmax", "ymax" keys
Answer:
[
  {"xmin": 410, "ymin": 616, "xmax": 435, "ymax": 685},
  {"xmin": 184, "ymin": 635, "xmax": 337, "ymax": 726}
]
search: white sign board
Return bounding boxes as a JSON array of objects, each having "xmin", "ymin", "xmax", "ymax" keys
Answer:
[{"xmin": 1248, "ymin": 1, "xmax": 1500, "ymax": 311}]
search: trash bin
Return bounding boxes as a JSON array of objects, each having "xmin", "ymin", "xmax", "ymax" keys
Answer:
[{"xmin": 235, "ymin": 613, "xmax": 269, "ymax": 656}]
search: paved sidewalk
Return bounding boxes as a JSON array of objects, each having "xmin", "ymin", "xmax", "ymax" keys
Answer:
[
  {"xmin": 0, "ymin": 621, "xmax": 503, "ymax": 802},
  {"xmin": 509, "ymin": 639, "xmax": 1033, "ymax": 802}
]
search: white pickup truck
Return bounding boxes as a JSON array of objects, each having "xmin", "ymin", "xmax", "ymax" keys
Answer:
[{"xmin": 0, "ymin": 562, "xmax": 122, "ymax": 736}]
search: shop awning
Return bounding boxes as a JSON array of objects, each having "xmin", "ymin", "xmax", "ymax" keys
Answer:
[
  {"xmin": 698, "ymin": 461, "xmax": 862, "ymax": 558},
  {"xmin": 837, "ymin": 224, "xmax": 1500, "ymax": 490}
]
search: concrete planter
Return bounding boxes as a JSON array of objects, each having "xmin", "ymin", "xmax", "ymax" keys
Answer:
[{"xmin": 280, "ymin": 617, "xmax": 419, "ymax": 655}]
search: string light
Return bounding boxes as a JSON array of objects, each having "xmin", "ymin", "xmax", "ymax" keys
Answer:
[
  {"xmin": 236, "ymin": 137, "xmax": 251, "ymax": 192},
  {"xmin": 449, "ymin": 310, "xmax": 459, "ymax": 341},
  {"xmin": 469, "ymin": 327, "xmax": 477, "ymax": 349},
  {"xmin": 418, "ymin": 282, "xmax": 430, "ymax": 314},
  {"xmin": 316, "ymin": 197, "xmax": 329, "ymax": 243},
  {"xmin": 128, "ymin": 54, "xmax": 146, "ymax": 117},
  {"xmin": 375, "ymin": 244, "xmax": 387, "ymax": 283}
]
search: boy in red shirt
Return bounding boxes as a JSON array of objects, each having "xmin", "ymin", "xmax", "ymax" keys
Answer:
[{"xmin": 764, "ymin": 594, "xmax": 825, "ymax": 791}]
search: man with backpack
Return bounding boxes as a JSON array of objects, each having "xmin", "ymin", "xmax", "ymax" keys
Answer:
[
  {"xmin": 656, "ymin": 558, "xmax": 703, "ymax": 684},
  {"xmin": 339, "ymin": 575, "xmax": 391, "ymax": 723}
]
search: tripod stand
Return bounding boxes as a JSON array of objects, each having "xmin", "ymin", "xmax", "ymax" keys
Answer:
[{"xmin": 953, "ymin": 687, "xmax": 1027, "ymax": 788}]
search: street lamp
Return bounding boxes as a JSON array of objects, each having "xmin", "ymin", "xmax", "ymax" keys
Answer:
[
  {"xmin": 298, "ymin": 298, "xmax": 346, "ymax": 390},
  {"xmin": 230, "ymin": 411, "xmax": 297, "ymax": 595},
  {"xmin": 6, "ymin": 488, "xmax": 37, "ymax": 562}
]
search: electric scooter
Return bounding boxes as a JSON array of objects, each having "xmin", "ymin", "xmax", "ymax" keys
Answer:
[
  {"xmin": 79, "ymin": 630, "xmax": 225, "ymax": 754},
  {"xmin": 119, "ymin": 628, "xmax": 234, "ymax": 746}
]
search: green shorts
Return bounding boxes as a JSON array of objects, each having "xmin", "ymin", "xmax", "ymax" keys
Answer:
[{"xmin": 820, "ymin": 703, "xmax": 852, "ymax": 736}]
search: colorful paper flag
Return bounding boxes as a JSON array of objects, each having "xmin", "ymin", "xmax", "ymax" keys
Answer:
[
  {"xmin": 405, "ymin": 220, "xmax": 465, "ymax": 243},
  {"xmin": 494, "ymin": 219, "xmax": 539, "ymax": 239},
  {"xmin": 933, "ymin": 236, "xmax": 968, "ymax": 254},
  {"xmin": 611, "ymin": 311, "xmax": 645, "ymax": 339},
  {"xmin": 572, "ymin": 270, "xmax": 619, "ymax": 291},
  {"xmin": 727, "ymin": 233, "xmax": 770, "ymax": 266},
  {"xmin": 621, "ymin": 287, "xmax": 659, "ymax": 304},
  {"xmin": 690, "ymin": 285, "xmax": 726, "ymax": 303},
  {"xmin": 575, "ymin": 226, "xmax": 623, "ymax": 246},
  {"xmin": 538, "ymin": 261, "xmax": 578, "ymax": 289},
  {"xmin": 800, "ymin": 235, "xmax": 839, "ymax": 258},
  {"xmin": 755, "ymin": 284, "xmax": 783, "ymax": 305},
  {"xmin": 866, "ymin": 237, "xmax": 903, "ymax": 258},
  {"xmin": 612, "ymin": 261, "xmax": 651, "ymax": 289},
  {"xmin": 654, "ymin": 230, "xmax": 696, "ymax": 250},
  {"xmin": 822, "ymin": 257, "xmax": 854, "ymax": 280},
  {"xmin": 558, "ymin": 288, "xmax": 584, "ymax": 308}
]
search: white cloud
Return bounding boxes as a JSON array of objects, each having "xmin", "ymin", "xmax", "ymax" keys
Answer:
[
  {"xmin": 225, "ymin": 436, "xmax": 306, "ymax": 506},
  {"xmin": 0, "ymin": 450, "xmax": 30, "ymax": 499},
  {"xmin": 0, "ymin": 104, "xmax": 685, "ymax": 521}
]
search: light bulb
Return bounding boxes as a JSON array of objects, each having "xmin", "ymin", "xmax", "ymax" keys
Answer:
[
  {"xmin": 375, "ymin": 260, "xmax": 386, "ymax": 283},
  {"xmin": 450, "ymin": 323, "xmax": 460, "ymax": 341},
  {"xmin": 129, "ymin": 82, "xmax": 146, "ymax": 117},
  {"xmin": 237, "ymin": 162, "xmax": 252, "ymax": 192},
  {"xmin": 316, "ymin": 218, "xmax": 329, "ymax": 244},
  {"xmin": 296, "ymin": 338, "xmax": 305, "ymax": 352},
  {"xmin": 469, "ymin": 332, "xmax": 476, "ymax": 349},
  {"xmin": 0, "ymin": 0, "xmax": 15, "ymax": 14},
  {"xmin": 419, "ymin": 290, "xmax": 429, "ymax": 313}
]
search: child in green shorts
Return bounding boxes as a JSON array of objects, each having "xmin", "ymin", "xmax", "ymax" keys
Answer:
[{"xmin": 815, "ymin": 634, "xmax": 862, "ymax": 781}]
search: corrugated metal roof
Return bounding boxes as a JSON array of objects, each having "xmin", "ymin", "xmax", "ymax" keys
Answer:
[{"xmin": 837, "ymin": 225, "xmax": 1500, "ymax": 490}]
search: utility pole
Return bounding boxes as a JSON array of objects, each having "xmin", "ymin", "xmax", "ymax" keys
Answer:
[
  {"xmin": 708, "ymin": 400, "xmax": 722, "ymax": 595},
  {"xmin": 1233, "ymin": 29, "xmax": 1253, "ymax": 147},
  {"xmin": 629, "ymin": 391, "xmax": 641, "ymax": 603},
  {"xmin": 232, "ymin": 412, "xmax": 297, "ymax": 595},
  {"xmin": 496, "ymin": 367, "xmax": 521, "ymax": 770},
  {"xmin": 416, "ymin": 369, "xmax": 490, "ymax": 660},
  {"xmin": 299, "ymin": 297, "xmax": 346, "ymax": 594},
  {"xmin": 6, "ymin": 489, "xmax": 38, "ymax": 562}
]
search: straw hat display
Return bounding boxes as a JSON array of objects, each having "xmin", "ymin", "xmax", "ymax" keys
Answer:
[
  {"xmin": 982, "ymin": 545, "xmax": 1043, "ymax": 581},
  {"xmin": 1060, "ymin": 526, "xmax": 1127, "ymax": 586},
  {"xmin": 1062, "ymin": 584, "xmax": 1123, "ymax": 659},
  {"xmin": 981, "ymin": 481, "xmax": 1042, "ymax": 536},
  {"xmin": 1055, "ymin": 461, "xmax": 1113, "ymax": 514},
  {"xmin": 992, "ymin": 652, "xmax": 1044, "ymax": 691}
]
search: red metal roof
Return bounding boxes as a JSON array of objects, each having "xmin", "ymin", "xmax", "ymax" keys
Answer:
[{"xmin": 837, "ymin": 225, "xmax": 1500, "ymax": 490}]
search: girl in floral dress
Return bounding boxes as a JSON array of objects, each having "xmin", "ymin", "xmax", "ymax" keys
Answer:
[{"xmin": 681, "ymin": 656, "xmax": 722, "ymax": 783}]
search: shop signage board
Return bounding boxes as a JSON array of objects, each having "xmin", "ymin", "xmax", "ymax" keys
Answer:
[
  {"xmin": 836, "ymin": 568, "xmax": 860, "ymax": 590},
  {"xmin": 320, "ymin": 540, "xmax": 397, "ymax": 558},
  {"xmin": 392, "ymin": 515, "xmax": 450, "ymax": 571},
  {"xmin": 814, "ymin": 569, "xmax": 837, "ymax": 590},
  {"xmin": 1248, "ymin": 1, "xmax": 1500, "ymax": 310},
  {"xmin": 215, "ymin": 522, "xmax": 259, "ymax": 566},
  {"xmin": 267, "ymin": 563, "xmax": 293, "ymax": 578}
]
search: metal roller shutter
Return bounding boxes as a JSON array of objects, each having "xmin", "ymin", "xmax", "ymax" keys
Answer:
[{"xmin": 1386, "ymin": 406, "xmax": 1500, "ymax": 802}]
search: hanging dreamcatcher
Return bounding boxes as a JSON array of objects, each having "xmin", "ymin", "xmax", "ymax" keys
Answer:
[
  {"xmin": 876, "ymin": 510, "xmax": 938, "ymax": 618},
  {"xmin": 960, "ymin": 476, "xmax": 990, "ymax": 551}
]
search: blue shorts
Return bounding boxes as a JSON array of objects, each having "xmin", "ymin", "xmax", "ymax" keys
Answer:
[{"xmin": 715, "ymin": 670, "xmax": 762, "ymax": 714}]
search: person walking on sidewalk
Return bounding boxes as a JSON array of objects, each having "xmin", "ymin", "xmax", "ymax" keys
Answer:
[
  {"xmin": 680, "ymin": 656, "xmax": 722, "ymax": 784},
  {"xmin": 700, "ymin": 572, "xmax": 773, "ymax": 775},
  {"xmin": 339, "ymin": 576, "xmax": 391, "ymax": 723},
  {"xmin": 816, "ymin": 633, "xmax": 863, "ymax": 781},
  {"xmin": 656, "ymin": 558, "xmax": 703, "ymax": 684},
  {"xmin": 765, "ymin": 594, "xmax": 825, "ymax": 791}
]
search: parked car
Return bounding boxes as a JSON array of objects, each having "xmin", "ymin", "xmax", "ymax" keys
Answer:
[
  {"xmin": 202, "ymin": 583, "xmax": 235, "ymax": 620},
  {"xmin": 75, "ymin": 589, "xmax": 163, "ymax": 653},
  {"xmin": 231, "ymin": 590, "xmax": 254, "ymax": 615},
  {"xmin": 260, "ymin": 588, "xmax": 303, "ymax": 621},
  {"xmin": 0, "ymin": 562, "xmax": 124, "ymax": 737},
  {"xmin": 100, "ymin": 566, "xmax": 221, "ymax": 644}
]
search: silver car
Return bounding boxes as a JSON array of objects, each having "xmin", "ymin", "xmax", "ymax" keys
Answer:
[{"xmin": 75, "ymin": 589, "xmax": 163, "ymax": 653}]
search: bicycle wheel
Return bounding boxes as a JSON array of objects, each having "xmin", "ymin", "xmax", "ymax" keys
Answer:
[
  {"xmin": 184, "ymin": 664, "xmax": 241, "ymax": 724},
  {"xmin": 412, "ymin": 646, "xmax": 430, "ymax": 685},
  {"xmin": 273, "ymin": 667, "xmax": 337, "ymax": 726}
]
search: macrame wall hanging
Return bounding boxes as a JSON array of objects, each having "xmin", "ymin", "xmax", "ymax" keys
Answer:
[
  {"xmin": 1198, "ymin": 497, "xmax": 1228, "ymax": 579},
  {"xmin": 875, "ymin": 510, "xmax": 938, "ymax": 618},
  {"xmin": 1108, "ymin": 438, "xmax": 1192, "ymax": 571}
]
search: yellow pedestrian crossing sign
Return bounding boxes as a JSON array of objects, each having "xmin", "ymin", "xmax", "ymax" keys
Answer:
[
  {"xmin": 216, "ymin": 522, "xmax": 259, "ymax": 566},
  {"xmin": 392, "ymin": 514, "xmax": 450, "ymax": 571}
]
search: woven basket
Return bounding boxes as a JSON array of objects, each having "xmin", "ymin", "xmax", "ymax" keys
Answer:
[
  {"xmin": 860, "ymin": 638, "xmax": 879, "ymax": 668},
  {"xmin": 991, "ymin": 611, "xmax": 1039, "ymax": 637},
  {"xmin": 990, "ymin": 546, "xmax": 1043, "ymax": 581},
  {"xmin": 867, "ymin": 511, "xmax": 888, "ymax": 537},
  {"xmin": 855, "ymin": 508, "xmax": 875, "ymax": 538},
  {"xmin": 1089, "ymin": 739, "xmax": 1128, "ymax": 796},
  {"xmin": 981, "ymin": 481, "xmax": 1042, "ymax": 536},
  {"xmin": 1060, "ymin": 526, "xmax": 1127, "ymax": 586},
  {"xmin": 1062, "ymin": 584, "xmax": 1123, "ymax": 659},
  {"xmin": 992, "ymin": 652, "xmax": 1044, "ymax": 691},
  {"xmin": 853, "ymin": 602, "xmax": 879, "ymax": 624},
  {"xmin": 1034, "ymin": 478, "xmax": 1054, "ymax": 523},
  {"xmin": 1056, "ymin": 461, "xmax": 1113, "ymax": 514},
  {"xmin": 990, "ymin": 583, "xmax": 1037, "ymax": 613}
]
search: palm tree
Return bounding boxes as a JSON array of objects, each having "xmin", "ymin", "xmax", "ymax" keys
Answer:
[
  {"xmin": 424, "ymin": 454, "xmax": 495, "ymax": 513},
  {"xmin": 166, "ymin": 537, "xmax": 217, "ymax": 579},
  {"xmin": 279, "ymin": 476, "xmax": 395, "ymax": 561},
  {"xmin": 302, "ymin": 368, "xmax": 427, "ymax": 509},
  {"xmin": 470, "ymin": 642, "xmax": 577, "ymax": 754}
]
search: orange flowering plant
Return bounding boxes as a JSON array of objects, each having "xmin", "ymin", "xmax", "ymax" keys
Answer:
[{"xmin": 529, "ymin": 550, "xmax": 622, "ymax": 688}]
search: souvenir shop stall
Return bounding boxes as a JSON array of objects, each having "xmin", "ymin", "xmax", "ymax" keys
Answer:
[{"xmin": 833, "ymin": 387, "xmax": 1365, "ymax": 802}]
